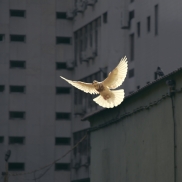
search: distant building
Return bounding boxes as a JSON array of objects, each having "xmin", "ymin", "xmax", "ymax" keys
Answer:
[
  {"xmin": 0, "ymin": 1, "xmax": 74, "ymax": 182},
  {"xmin": 83, "ymin": 68, "xmax": 182, "ymax": 182}
]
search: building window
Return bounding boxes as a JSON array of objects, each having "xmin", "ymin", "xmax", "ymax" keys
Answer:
[
  {"xmin": 56, "ymin": 87, "xmax": 70, "ymax": 94},
  {"xmin": 9, "ymin": 137, "xmax": 25, "ymax": 144},
  {"xmin": 129, "ymin": 10, "xmax": 135, "ymax": 27},
  {"xmin": 55, "ymin": 163, "xmax": 70, "ymax": 171},
  {"xmin": 10, "ymin": 60, "xmax": 26, "ymax": 68},
  {"xmin": 147, "ymin": 16, "xmax": 151, "ymax": 32},
  {"xmin": 0, "ymin": 34, "xmax": 5, "ymax": 41},
  {"xmin": 128, "ymin": 69, "xmax": 134, "ymax": 78},
  {"xmin": 8, "ymin": 163, "xmax": 25, "ymax": 171},
  {"xmin": 137, "ymin": 22, "xmax": 140, "ymax": 37},
  {"xmin": 55, "ymin": 137, "xmax": 71, "ymax": 145},
  {"xmin": 56, "ymin": 37, "xmax": 71, "ymax": 44},
  {"xmin": 74, "ymin": 32, "xmax": 78, "ymax": 66},
  {"xmin": 56, "ymin": 112, "xmax": 71, "ymax": 120},
  {"xmin": 0, "ymin": 85, "xmax": 5, "ymax": 92},
  {"xmin": 103, "ymin": 12, "xmax": 107, "ymax": 23},
  {"xmin": 10, "ymin": 35, "xmax": 26, "ymax": 42},
  {"xmin": 84, "ymin": 26, "xmax": 88, "ymax": 50},
  {"xmin": 154, "ymin": 4, "xmax": 158, "ymax": 35},
  {"xmin": 56, "ymin": 12, "xmax": 67, "ymax": 19},
  {"xmin": 10, "ymin": 10, "xmax": 26, "ymax": 17},
  {"xmin": 56, "ymin": 62, "xmax": 67, "ymax": 70},
  {"xmin": 9, "ymin": 111, "xmax": 25, "ymax": 119},
  {"xmin": 0, "ymin": 136, "xmax": 4, "ymax": 143},
  {"xmin": 89, "ymin": 24, "xmax": 92, "ymax": 47},
  {"xmin": 130, "ymin": 33, "xmax": 134, "ymax": 61},
  {"xmin": 10, "ymin": 86, "xmax": 25, "ymax": 93}
]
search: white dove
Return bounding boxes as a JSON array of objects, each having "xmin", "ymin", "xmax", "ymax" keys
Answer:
[{"xmin": 60, "ymin": 56, "xmax": 128, "ymax": 108}]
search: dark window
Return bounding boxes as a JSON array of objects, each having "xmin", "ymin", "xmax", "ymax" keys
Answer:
[
  {"xmin": 56, "ymin": 37, "xmax": 71, "ymax": 44},
  {"xmin": 9, "ymin": 111, "xmax": 25, "ymax": 119},
  {"xmin": 130, "ymin": 33, "xmax": 134, "ymax": 61},
  {"xmin": 103, "ymin": 12, "xmax": 107, "ymax": 23},
  {"xmin": 56, "ymin": 87, "xmax": 70, "ymax": 94},
  {"xmin": 10, "ymin": 35, "xmax": 26, "ymax": 42},
  {"xmin": 55, "ymin": 137, "xmax": 71, "ymax": 145},
  {"xmin": 74, "ymin": 32, "xmax": 78, "ymax": 66},
  {"xmin": 128, "ymin": 69, "xmax": 134, "ymax": 78},
  {"xmin": 154, "ymin": 5, "xmax": 158, "ymax": 35},
  {"xmin": 147, "ymin": 16, "xmax": 151, "ymax": 32},
  {"xmin": 89, "ymin": 24, "xmax": 92, "ymax": 47},
  {"xmin": 56, "ymin": 12, "xmax": 67, "ymax": 19},
  {"xmin": 0, "ymin": 136, "xmax": 4, "ymax": 143},
  {"xmin": 94, "ymin": 19, "xmax": 98, "ymax": 55},
  {"xmin": 0, "ymin": 34, "xmax": 5, "ymax": 41},
  {"xmin": 10, "ymin": 86, "xmax": 25, "ymax": 93},
  {"xmin": 129, "ymin": 10, "xmax": 135, "ymax": 27},
  {"xmin": 10, "ymin": 10, "xmax": 26, "ymax": 17},
  {"xmin": 56, "ymin": 112, "xmax": 71, "ymax": 120},
  {"xmin": 56, "ymin": 62, "xmax": 67, "ymax": 69},
  {"xmin": 10, "ymin": 60, "xmax": 26, "ymax": 68},
  {"xmin": 0, "ymin": 85, "xmax": 5, "ymax": 92},
  {"xmin": 9, "ymin": 137, "xmax": 25, "ymax": 144},
  {"xmin": 137, "ymin": 22, "xmax": 140, "ymax": 37},
  {"xmin": 8, "ymin": 163, "xmax": 25, "ymax": 171},
  {"xmin": 131, "ymin": 0, "xmax": 134, "ymax": 2},
  {"xmin": 55, "ymin": 163, "xmax": 70, "ymax": 171}
]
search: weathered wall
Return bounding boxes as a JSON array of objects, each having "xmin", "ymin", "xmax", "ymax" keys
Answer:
[{"xmin": 89, "ymin": 71, "xmax": 182, "ymax": 182}]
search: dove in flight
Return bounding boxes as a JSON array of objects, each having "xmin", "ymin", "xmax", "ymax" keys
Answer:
[{"xmin": 60, "ymin": 56, "xmax": 128, "ymax": 108}]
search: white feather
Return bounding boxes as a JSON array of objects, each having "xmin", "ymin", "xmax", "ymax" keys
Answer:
[{"xmin": 93, "ymin": 89, "xmax": 124, "ymax": 108}]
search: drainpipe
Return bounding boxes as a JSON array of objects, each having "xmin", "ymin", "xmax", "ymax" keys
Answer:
[{"xmin": 166, "ymin": 79, "xmax": 176, "ymax": 182}]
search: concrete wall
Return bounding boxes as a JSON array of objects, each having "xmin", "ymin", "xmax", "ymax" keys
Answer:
[
  {"xmin": 125, "ymin": 0, "xmax": 182, "ymax": 93},
  {"xmin": 88, "ymin": 70, "xmax": 182, "ymax": 182}
]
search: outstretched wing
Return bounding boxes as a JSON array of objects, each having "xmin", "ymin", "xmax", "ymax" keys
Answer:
[
  {"xmin": 60, "ymin": 76, "xmax": 99, "ymax": 94},
  {"xmin": 102, "ymin": 56, "xmax": 128, "ymax": 89}
]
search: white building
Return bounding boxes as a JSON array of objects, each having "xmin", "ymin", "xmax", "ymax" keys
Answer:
[{"xmin": 0, "ymin": 0, "xmax": 182, "ymax": 182}]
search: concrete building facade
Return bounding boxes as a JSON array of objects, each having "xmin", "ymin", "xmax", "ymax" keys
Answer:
[
  {"xmin": 71, "ymin": 0, "xmax": 182, "ymax": 181},
  {"xmin": 84, "ymin": 69, "xmax": 182, "ymax": 182},
  {"xmin": 0, "ymin": 0, "xmax": 74, "ymax": 181}
]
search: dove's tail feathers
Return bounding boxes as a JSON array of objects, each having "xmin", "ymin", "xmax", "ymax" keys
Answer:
[{"xmin": 93, "ymin": 89, "xmax": 124, "ymax": 108}]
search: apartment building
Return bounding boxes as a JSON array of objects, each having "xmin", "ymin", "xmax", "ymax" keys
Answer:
[
  {"xmin": 0, "ymin": 0, "xmax": 74, "ymax": 182},
  {"xmin": 71, "ymin": 0, "xmax": 182, "ymax": 181}
]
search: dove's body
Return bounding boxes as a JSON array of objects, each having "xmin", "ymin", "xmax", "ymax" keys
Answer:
[
  {"xmin": 93, "ymin": 82, "xmax": 112, "ymax": 100},
  {"xmin": 60, "ymin": 56, "xmax": 128, "ymax": 108}
]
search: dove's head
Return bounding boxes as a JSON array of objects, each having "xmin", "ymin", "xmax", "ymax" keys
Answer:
[{"xmin": 93, "ymin": 80, "xmax": 98, "ymax": 84}]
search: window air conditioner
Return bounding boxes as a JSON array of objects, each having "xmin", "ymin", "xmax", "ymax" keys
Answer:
[
  {"xmin": 87, "ymin": 0, "xmax": 96, "ymax": 6},
  {"xmin": 76, "ymin": 2, "xmax": 86, "ymax": 13},
  {"xmin": 66, "ymin": 60, "xmax": 75, "ymax": 70},
  {"xmin": 66, "ymin": 9, "xmax": 76, "ymax": 20}
]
